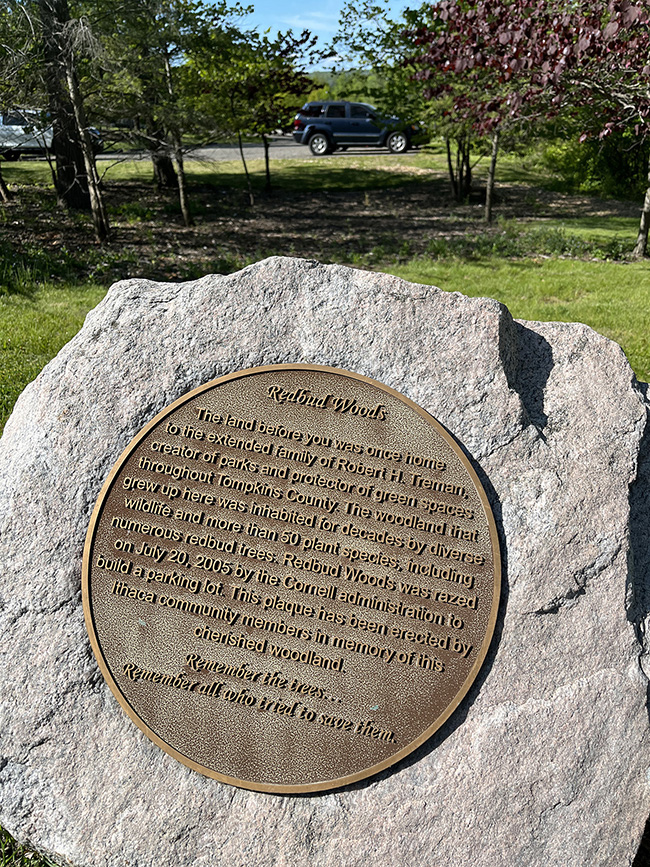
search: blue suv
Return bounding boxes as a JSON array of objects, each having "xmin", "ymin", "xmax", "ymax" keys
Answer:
[{"xmin": 292, "ymin": 101, "xmax": 426, "ymax": 156}]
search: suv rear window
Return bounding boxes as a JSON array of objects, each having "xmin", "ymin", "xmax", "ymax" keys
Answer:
[
  {"xmin": 301, "ymin": 104, "xmax": 323, "ymax": 117},
  {"xmin": 2, "ymin": 111, "xmax": 27, "ymax": 126}
]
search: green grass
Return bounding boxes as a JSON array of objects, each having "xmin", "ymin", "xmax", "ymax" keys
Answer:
[
  {"xmin": 0, "ymin": 139, "xmax": 612, "ymax": 196},
  {"xmin": 0, "ymin": 284, "xmax": 106, "ymax": 433},
  {"xmin": 526, "ymin": 216, "xmax": 639, "ymax": 244},
  {"xmin": 0, "ymin": 160, "xmax": 53, "ymax": 186},
  {"xmin": 106, "ymin": 154, "xmax": 436, "ymax": 193},
  {"xmin": 0, "ymin": 826, "xmax": 57, "ymax": 866},
  {"xmin": 0, "ymin": 141, "xmax": 486, "ymax": 196},
  {"xmin": 539, "ymin": 215, "xmax": 639, "ymax": 235},
  {"xmin": 388, "ymin": 257, "xmax": 650, "ymax": 381}
]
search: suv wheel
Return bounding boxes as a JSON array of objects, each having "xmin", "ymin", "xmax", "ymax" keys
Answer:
[
  {"xmin": 387, "ymin": 131, "xmax": 408, "ymax": 154},
  {"xmin": 309, "ymin": 133, "xmax": 331, "ymax": 156}
]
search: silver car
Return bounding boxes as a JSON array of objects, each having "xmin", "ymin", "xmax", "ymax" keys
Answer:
[{"xmin": 0, "ymin": 109, "xmax": 52, "ymax": 160}]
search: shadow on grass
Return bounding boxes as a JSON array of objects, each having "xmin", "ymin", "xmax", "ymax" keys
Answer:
[
  {"xmin": 0, "ymin": 241, "xmax": 83, "ymax": 297},
  {"xmin": 185, "ymin": 162, "xmax": 431, "ymax": 195}
]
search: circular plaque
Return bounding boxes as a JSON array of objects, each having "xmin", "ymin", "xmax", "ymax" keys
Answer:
[{"xmin": 83, "ymin": 365, "xmax": 500, "ymax": 793}]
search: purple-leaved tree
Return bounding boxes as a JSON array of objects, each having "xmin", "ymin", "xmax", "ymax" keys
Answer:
[{"xmin": 410, "ymin": 0, "xmax": 650, "ymax": 250}]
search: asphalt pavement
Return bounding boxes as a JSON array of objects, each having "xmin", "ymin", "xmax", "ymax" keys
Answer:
[{"xmin": 97, "ymin": 137, "xmax": 405, "ymax": 161}]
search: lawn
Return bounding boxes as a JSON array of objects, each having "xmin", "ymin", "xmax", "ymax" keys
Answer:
[
  {"xmin": 0, "ymin": 283, "xmax": 105, "ymax": 430},
  {"xmin": 1, "ymin": 145, "xmax": 649, "ymax": 435}
]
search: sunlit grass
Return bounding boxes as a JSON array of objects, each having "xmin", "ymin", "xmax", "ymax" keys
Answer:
[
  {"xmin": 3, "ymin": 140, "xmax": 550, "ymax": 194},
  {"xmin": 0, "ymin": 283, "xmax": 106, "ymax": 433},
  {"xmin": 0, "ymin": 826, "xmax": 58, "ymax": 866},
  {"xmin": 525, "ymin": 215, "xmax": 639, "ymax": 243}
]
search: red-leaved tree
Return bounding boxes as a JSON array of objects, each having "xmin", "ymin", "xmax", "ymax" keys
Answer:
[{"xmin": 410, "ymin": 0, "xmax": 650, "ymax": 251}]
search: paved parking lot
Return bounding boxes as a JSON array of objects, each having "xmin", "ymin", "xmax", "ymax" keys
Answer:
[{"xmin": 97, "ymin": 138, "xmax": 413, "ymax": 162}]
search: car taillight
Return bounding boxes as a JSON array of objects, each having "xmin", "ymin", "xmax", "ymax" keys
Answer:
[{"xmin": 293, "ymin": 119, "xmax": 304, "ymax": 130}]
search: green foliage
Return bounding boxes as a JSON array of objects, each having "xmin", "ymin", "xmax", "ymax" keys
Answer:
[
  {"xmin": 331, "ymin": 0, "xmax": 432, "ymax": 118},
  {"xmin": 85, "ymin": 0, "xmax": 239, "ymax": 145},
  {"xmin": 0, "ymin": 3, "xmax": 47, "ymax": 113},
  {"xmin": 543, "ymin": 133, "xmax": 650, "ymax": 200},
  {"xmin": 311, "ymin": 68, "xmax": 374, "ymax": 104},
  {"xmin": 420, "ymin": 220, "xmax": 634, "ymax": 261},
  {"xmin": 188, "ymin": 28, "xmax": 315, "ymax": 140}
]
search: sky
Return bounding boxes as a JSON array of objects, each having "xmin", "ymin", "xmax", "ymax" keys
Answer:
[
  {"xmin": 240, "ymin": 0, "xmax": 345, "ymax": 44},
  {"xmin": 238, "ymin": 0, "xmax": 408, "ymax": 52}
]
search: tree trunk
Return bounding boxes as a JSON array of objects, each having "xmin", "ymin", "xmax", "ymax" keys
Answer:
[
  {"xmin": 462, "ymin": 135, "xmax": 472, "ymax": 199},
  {"xmin": 457, "ymin": 142, "xmax": 465, "ymax": 201},
  {"xmin": 161, "ymin": 52, "xmax": 190, "ymax": 223},
  {"xmin": 0, "ymin": 163, "xmax": 11, "ymax": 203},
  {"xmin": 39, "ymin": 0, "xmax": 89, "ymax": 210},
  {"xmin": 485, "ymin": 130, "xmax": 500, "ymax": 224},
  {"xmin": 446, "ymin": 138, "xmax": 458, "ymax": 200},
  {"xmin": 152, "ymin": 149, "xmax": 178, "ymax": 190},
  {"xmin": 64, "ymin": 59, "xmax": 111, "ymax": 242},
  {"xmin": 633, "ymin": 152, "xmax": 650, "ymax": 258},
  {"xmin": 262, "ymin": 134, "xmax": 271, "ymax": 191},
  {"xmin": 173, "ymin": 136, "xmax": 193, "ymax": 227},
  {"xmin": 51, "ymin": 101, "xmax": 89, "ymax": 209},
  {"xmin": 447, "ymin": 135, "xmax": 472, "ymax": 203},
  {"xmin": 42, "ymin": 140, "xmax": 60, "ymax": 198},
  {"xmin": 238, "ymin": 132, "xmax": 254, "ymax": 206}
]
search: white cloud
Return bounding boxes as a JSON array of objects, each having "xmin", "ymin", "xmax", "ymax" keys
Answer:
[{"xmin": 278, "ymin": 13, "xmax": 339, "ymax": 32}]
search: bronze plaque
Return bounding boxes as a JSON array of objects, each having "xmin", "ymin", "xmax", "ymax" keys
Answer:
[{"xmin": 83, "ymin": 365, "xmax": 500, "ymax": 793}]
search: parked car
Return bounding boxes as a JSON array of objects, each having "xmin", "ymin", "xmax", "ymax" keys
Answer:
[
  {"xmin": 0, "ymin": 109, "xmax": 52, "ymax": 160},
  {"xmin": 292, "ymin": 101, "xmax": 427, "ymax": 155},
  {"xmin": 0, "ymin": 108, "xmax": 103, "ymax": 160}
]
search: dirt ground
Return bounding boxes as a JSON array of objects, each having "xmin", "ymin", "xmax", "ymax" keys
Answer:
[{"xmin": 1, "ymin": 169, "xmax": 643, "ymax": 286}]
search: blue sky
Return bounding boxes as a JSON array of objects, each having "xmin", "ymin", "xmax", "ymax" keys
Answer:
[
  {"xmin": 240, "ymin": 0, "xmax": 344, "ymax": 43},
  {"xmin": 238, "ymin": 0, "xmax": 408, "ymax": 49}
]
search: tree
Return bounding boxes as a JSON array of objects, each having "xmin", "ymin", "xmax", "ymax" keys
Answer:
[
  {"xmin": 0, "ymin": 1, "xmax": 109, "ymax": 236},
  {"xmin": 190, "ymin": 27, "xmax": 315, "ymax": 202},
  {"xmin": 408, "ymin": 0, "xmax": 557, "ymax": 221},
  {"xmin": 94, "ymin": 0, "xmax": 251, "ymax": 225},
  {"xmin": 410, "ymin": 0, "xmax": 650, "ymax": 249},
  {"xmin": 38, "ymin": 0, "xmax": 92, "ymax": 212},
  {"xmin": 231, "ymin": 29, "xmax": 316, "ymax": 193},
  {"xmin": 0, "ymin": 4, "xmax": 60, "ymax": 206},
  {"xmin": 0, "ymin": 7, "xmax": 22, "ymax": 202},
  {"xmin": 332, "ymin": 1, "xmax": 477, "ymax": 201},
  {"xmin": 56, "ymin": 7, "xmax": 111, "ymax": 240},
  {"xmin": 333, "ymin": 0, "xmax": 431, "ymax": 117},
  {"xmin": 92, "ymin": 0, "xmax": 181, "ymax": 192}
]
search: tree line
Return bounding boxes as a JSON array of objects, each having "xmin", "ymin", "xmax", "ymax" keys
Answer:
[
  {"xmin": 3, "ymin": 0, "xmax": 650, "ymax": 256},
  {"xmin": 0, "ymin": 0, "xmax": 316, "ymax": 240},
  {"xmin": 335, "ymin": 0, "xmax": 650, "ymax": 257}
]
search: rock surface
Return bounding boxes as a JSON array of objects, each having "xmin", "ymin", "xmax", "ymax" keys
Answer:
[{"xmin": 1, "ymin": 256, "xmax": 649, "ymax": 867}]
